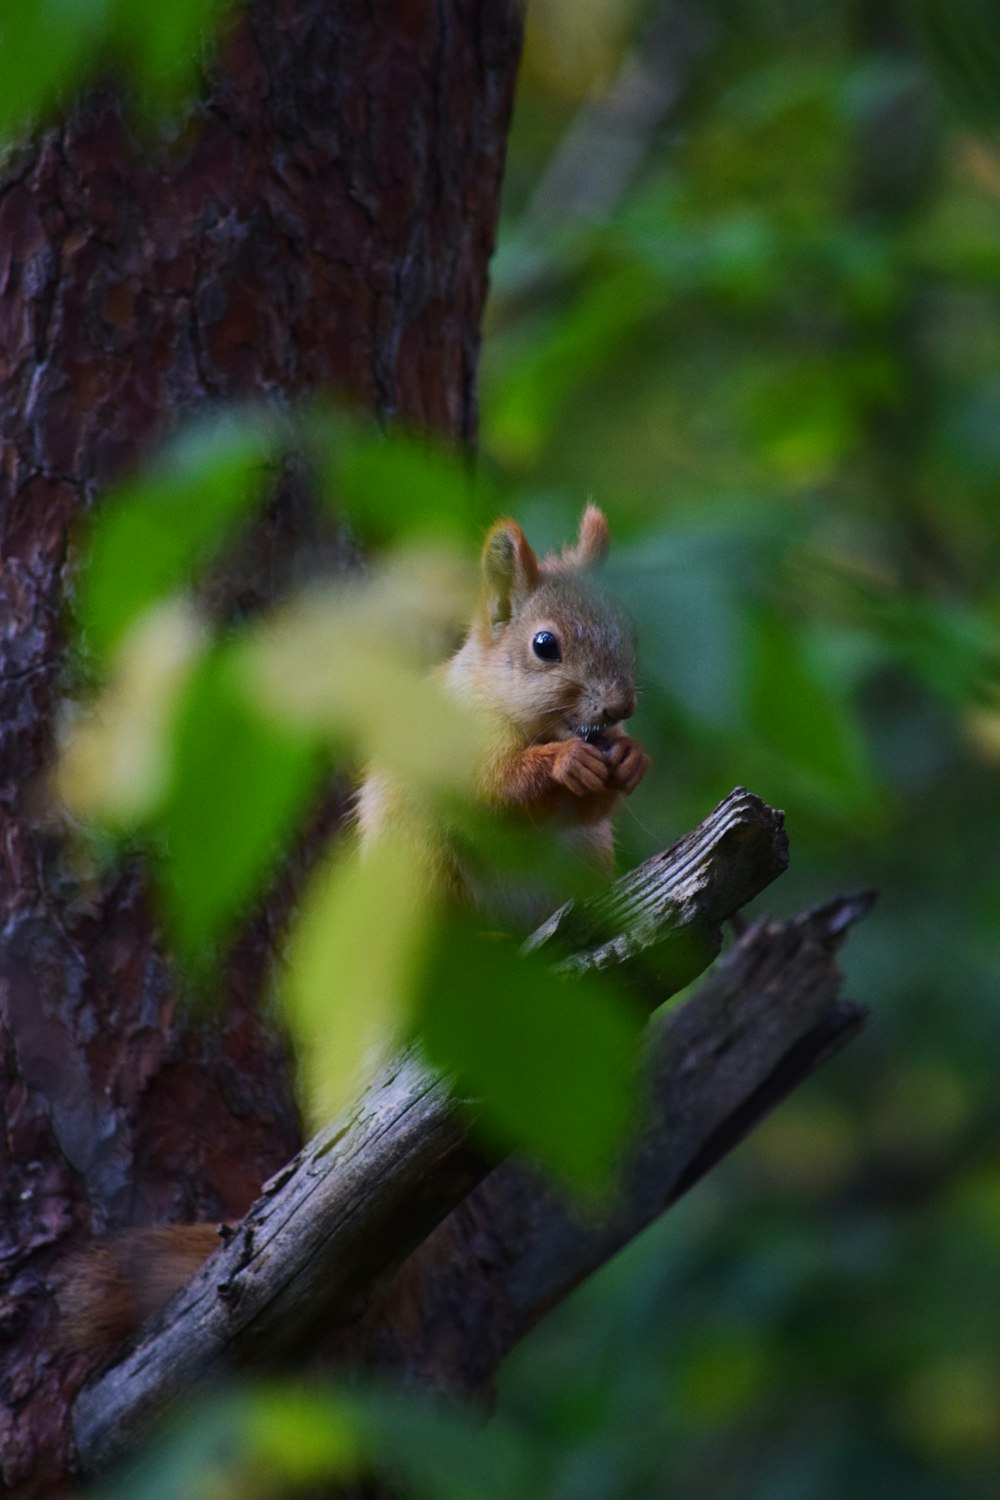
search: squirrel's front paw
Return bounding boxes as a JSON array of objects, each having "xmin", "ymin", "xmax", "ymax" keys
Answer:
[
  {"xmin": 551, "ymin": 738, "xmax": 611, "ymax": 796},
  {"xmin": 606, "ymin": 736, "xmax": 650, "ymax": 794}
]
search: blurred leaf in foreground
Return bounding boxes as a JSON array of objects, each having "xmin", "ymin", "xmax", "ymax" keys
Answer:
[
  {"xmin": 246, "ymin": 547, "xmax": 482, "ymax": 801},
  {"xmin": 419, "ymin": 918, "xmax": 641, "ymax": 1194},
  {"xmin": 96, "ymin": 1378, "xmax": 540, "ymax": 1500},
  {"xmin": 95, "ymin": 1382, "xmax": 362, "ymax": 1500},
  {"xmin": 113, "ymin": 0, "xmax": 232, "ymax": 100},
  {"xmin": 0, "ymin": 0, "xmax": 234, "ymax": 142},
  {"xmin": 154, "ymin": 642, "xmax": 325, "ymax": 968},
  {"xmin": 282, "ymin": 839, "xmax": 433, "ymax": 1126},
  {"xmin": 356, "ymin": 1382, "xmax": 543, "ymax": 1500},
  {"xmin": 0, "ymin": 0, "xmax": 108, "ymax": 141},
  {"xmin": 320, "ymin": 419, "xmax": 498, "ymax": 544},
  {"xmin": 55, "ymin": 598, "xmax": 204, "ymax": 828}
]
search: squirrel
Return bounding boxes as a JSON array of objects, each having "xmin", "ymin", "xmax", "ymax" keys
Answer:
[
  {"xmin": 355, "ymin": 503, "xmax": 649, "ymax": 903},
  {"xmin": 60, "ymin": 505, "xmax": 649, "ymax": 1354}
]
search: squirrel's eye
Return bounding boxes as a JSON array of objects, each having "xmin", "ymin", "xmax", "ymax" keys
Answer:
[{"xmin": 532, "ymin": 631, "xmax": 561, "ymax": 662}]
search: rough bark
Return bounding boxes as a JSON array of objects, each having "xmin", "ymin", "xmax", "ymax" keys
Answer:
[{"xmin": 0, "ymin": 3, "xmax": 523, "ymax": 1493}]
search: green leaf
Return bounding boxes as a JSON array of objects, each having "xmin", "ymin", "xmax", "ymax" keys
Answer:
[
  {"xmin": 97, "ymin": 1384, "xmax": 362, "ymax": 1500},
  {"xmin": 0, "ymin": 0, "xmax": 109, "ymax": 139},
  {"xmin": 78, "ymin": 412, "xmax": 277, "ymax": 662},
  {"xmin": 110, "ymin": 0, "xmax": 230, "ymax": 97},
  {"xmin": 747, "ymin": 610, "xmax": 877, "ymax": 812},
  {"xmin": 320, "ymin": 422, "xmax": 493, "ymax": 543},
  {"xmin": 354, "ymin": 1385, "xmax": 543, "ymax": 1500},
  {"xmin": 281, "ymin": 840, "xmax": 434, "ymax": 1127},
  {"xmin": 240, "ymin": 1384, "xmax": 361, "ymax": 1486},
  {"xmin": 96, "ymin": 1380, "xmax": 536, "ymax": 1500},
  {"xmin": 0, "ymin": 0, "xmax": 232, "ymax": 140},
  {"xmin": 418, "ymin": 920, "xmax": 641, "ymax": 1192},
  {"xmin": 155, "ymin": 642, "xmax": 323, "ymax": 966}
]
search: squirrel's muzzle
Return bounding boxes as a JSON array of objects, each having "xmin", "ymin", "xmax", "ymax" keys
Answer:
[{"xmin": 589, "ymin": 689, "xmax": 635, "ymax": 729}]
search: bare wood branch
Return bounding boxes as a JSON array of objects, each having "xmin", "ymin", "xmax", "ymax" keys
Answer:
[
  {"xmin": 333, "ymin": 895, "xmax": 871, "ymax": 1390},
  {"xmin": 72, "ymin": 789, "xmax": 796, "ymax": 1474},
  {"xmin": 526, "ymin": 786, "xmax": 789, "ymax": 989}
]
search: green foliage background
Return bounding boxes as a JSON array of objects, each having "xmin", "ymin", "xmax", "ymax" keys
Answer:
[
  {"xmin": 488, "ymin": 3, "xmax": 1000, "ymax": 1497},
  {"xmin": 12, "ymin": 0, "xmax": 1000, "ymax": 1495}
]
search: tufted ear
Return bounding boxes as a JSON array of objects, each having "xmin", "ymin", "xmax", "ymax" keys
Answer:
[
  {"xmin": 566, "ymin": 503, "xmax": 609, "ymax": 568},
  {"xmin": 481, "ymin": 518, "xmax": 540, "ymax": 625}
]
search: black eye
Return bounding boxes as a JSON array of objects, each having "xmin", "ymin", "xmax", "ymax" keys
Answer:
[{"xmin": 532, "ymin": 631, "xmax": 561, "ymax": 662}]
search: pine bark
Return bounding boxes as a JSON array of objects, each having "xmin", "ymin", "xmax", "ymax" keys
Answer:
[{"xmin": 0, "ymin": 3, "xmax": 523, "ymax": 1492}]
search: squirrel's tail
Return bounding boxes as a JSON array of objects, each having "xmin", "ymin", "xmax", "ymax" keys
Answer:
[{"xmin": 59, "ymin": 1223, "xmax": 228, "ymax": 1353}]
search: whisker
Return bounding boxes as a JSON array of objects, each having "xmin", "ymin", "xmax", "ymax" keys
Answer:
[
  {"xmin": 534, "ymin": 707, "xmax": 572, "ymax": 739},
  {"xmin": 617, "ymin": 797, "xmax": 656, "ymax": 838}
]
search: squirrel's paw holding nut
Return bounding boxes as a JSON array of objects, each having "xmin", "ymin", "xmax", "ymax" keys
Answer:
[
  {"xmin": 551, "ymin": 738, "xmax": 611, "ymax": 796},
  {"xmin": 606, "ymin": 736, "xmax": 650, "ymax": 794}
]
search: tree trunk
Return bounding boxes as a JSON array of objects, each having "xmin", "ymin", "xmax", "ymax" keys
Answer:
[{"xmin": 0, "ymin": 3, "xmax": 523, "ymax": 1492}]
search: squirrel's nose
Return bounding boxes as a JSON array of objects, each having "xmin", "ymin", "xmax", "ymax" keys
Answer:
[{"xmin": 600, "ymin": 691, "xmax": 635, "ymax": 726}]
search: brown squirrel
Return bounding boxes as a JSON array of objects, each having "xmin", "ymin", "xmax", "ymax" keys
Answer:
[
  {"xmin": 355, "ymin": 503, "xmax": 649, "ymax": 896},
  {"xmin": 61, "ymin": 505, "xmax": 649, "ymax": 1353}
]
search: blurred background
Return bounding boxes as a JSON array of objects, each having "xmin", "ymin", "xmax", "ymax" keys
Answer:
[
  {"xmin": 10, "ymin": 0, "xmax": 999, "ymax": 1492},
  {"xmin": 480, "ymin": 2, "xmax": 1000, "ymax": 1496}
]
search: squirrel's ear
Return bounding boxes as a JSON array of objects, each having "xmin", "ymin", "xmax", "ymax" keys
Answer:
[
  {"xmin": 481, "ymin": 518, "xmax": 540, "ymax": 625},
  {"xmin": 569, "ymin": 503, "xmax": 609, "ymax": 568}
]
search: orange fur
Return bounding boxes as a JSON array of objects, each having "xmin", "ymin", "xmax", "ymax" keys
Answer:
[{"xmin": 59, "ymin": 1223, "xmax": 229, "ymax": 1354}]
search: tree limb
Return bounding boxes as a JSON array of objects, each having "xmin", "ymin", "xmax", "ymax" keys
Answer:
[
  {"xmin": 527, "ymin": 785, "xmax": 789, "ymax": 990},
  {"xmin": 72, "ymin": 789, "xmax": 814, "ymax": 1474},
  {"xmin": 339, "ymin": 894, "xmax": 870, "ymax": 1392}
]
